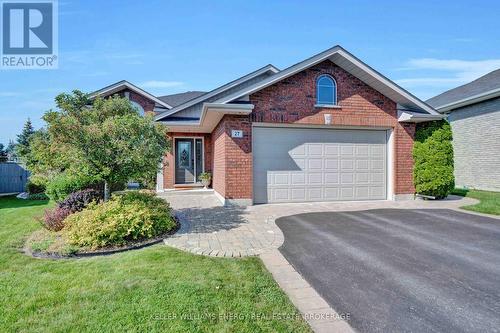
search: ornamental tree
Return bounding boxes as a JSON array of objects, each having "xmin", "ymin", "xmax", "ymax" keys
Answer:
[{"xmin": 32, "ymin": 90, "xmax": 169, "ymax": 200}]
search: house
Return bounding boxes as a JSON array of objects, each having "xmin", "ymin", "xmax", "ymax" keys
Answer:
[
  {"xmin": 92, "ymin": 45, "xmax": 443, "ymax": 205},
  {"xmin": 427, "ymin": 70, "xmax": 500, "ymax": 192}
]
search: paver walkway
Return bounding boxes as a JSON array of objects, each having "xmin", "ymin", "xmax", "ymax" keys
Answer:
[
  {"xmin": 160, "ymin": 191, "xmax": 479, "ymax": 258},
  {"xmin": 161, "ymin": 192, "xmax": 283, "ymax": 257}
]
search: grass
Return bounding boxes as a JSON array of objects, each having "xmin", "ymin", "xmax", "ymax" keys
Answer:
[
  {"xmin": 0, "ymin": 196, "xmax": 311, "ymax": 332},
  {"xmin": 451, "ymin": 188, "xmax": 500, "ymax": 215}
]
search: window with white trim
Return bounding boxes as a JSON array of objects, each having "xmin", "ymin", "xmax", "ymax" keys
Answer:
[{"xmin": 316, "ymin": 75, "xmax": 337, "ymax": 105}]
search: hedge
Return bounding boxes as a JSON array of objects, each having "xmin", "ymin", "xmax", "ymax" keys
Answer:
[{"xmin": 412, "ymin": 120, "xmax": 455, "ymax": 199}]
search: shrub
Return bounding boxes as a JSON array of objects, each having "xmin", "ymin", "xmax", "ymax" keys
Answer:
[
  {"xmin": 63, "ymin": 192, "xmax": 176, "ymax": 249},
  {"xmin": 28, "ymin": 193, "xmax": 49, "ymax": 200},
  {"xmin": 40, "ymin": 207, "xmax": 72, "ymax": 231},
  {"xmin": 413, "ymin": 120, "xmax": 455, "ymax": 199},
  {"xmin": 46, "ymin": 172, "xmax": 100, "ymax": 202},
  {"xmin": 58, "ymin": 189, "xmax": 101, "ymax": 213},
  {"xmin": 26, "ymin": 180, "xmax": 46, "ymax": 194}
]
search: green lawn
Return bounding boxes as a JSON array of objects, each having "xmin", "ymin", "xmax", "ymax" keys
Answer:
[
  {"xmin": 452, "ymin": 188, "xmax": 500, "ymax": 215},
  {"xmin": 0, "ymin": 196, "xmax": 310, "ymax": 333}
]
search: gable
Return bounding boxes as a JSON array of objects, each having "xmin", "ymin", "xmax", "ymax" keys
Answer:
[
  {"xmin": 164, "ymin": 71, "xmax": 275, "ymax": 120},
  {"xmin": 90, "ymin": 80, "xmax": 173, "ymax": 111},
  {"xmin": 249, "ymin": 60, "xmax": 398, "ymax": 124},
  {"xmin": 216, "ymin": 46, "xmax": 439, "ymax": 115},
  {"xmin": 155, "ymin": 64, "xmax": 279, "ymax": 121}
]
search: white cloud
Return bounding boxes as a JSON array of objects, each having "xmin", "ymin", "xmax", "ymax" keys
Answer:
[
  {"xmin": 139, "ymin": 81, "xmax": 184, "ymax": 89},
  {"xmin": 396, "ymin": 58, "xmax": 500, "ymax": 88}
]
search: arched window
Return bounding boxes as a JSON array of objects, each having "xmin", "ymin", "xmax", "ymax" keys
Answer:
[
  {"xmin": 316, "ymin": 75, "xmax": 336, "ymax": 105},
  {"xmin": 131, "ymin": 101, "xmax": 145, "ymax": 116}
]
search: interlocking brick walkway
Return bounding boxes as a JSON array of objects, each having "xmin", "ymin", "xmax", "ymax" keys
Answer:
[
  {"xmin": 161, "ymin": 192, "xmax": 284, "ymax": 257},
  {"xmin": 160, "ymin": 191, "xmax": 479, "ymax": 258}
]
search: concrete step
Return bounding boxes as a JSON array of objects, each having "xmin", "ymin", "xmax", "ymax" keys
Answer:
[{"xmin": 158, "ymin": 188, "xmax": 214, "ymax": 196}]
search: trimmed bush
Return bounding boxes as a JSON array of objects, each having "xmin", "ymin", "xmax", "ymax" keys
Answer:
[
  {"xmin": 40, "ymin": 207, "xmax": 72, "ymax": 231},
  {"xmin": 45, "ymin": 173, "xmax": 100, "ymax": 202},
  {"xmin": 63, "ymin": 192, "xmax": 176, "ymax": 249},
  {"xmin": 26, "ymin": 181, "xmax": 45, "ymax": 194},
  {"xmin": 28, "ymin": 193, "xmax": 49, "ymax": 200},
  {"xmin": 413, "ymin": 120, "xmax": 455, "ymax": 199},
  {"xmin": 58, "ymin": 189, "xmax": 101, "ymax": 213}
]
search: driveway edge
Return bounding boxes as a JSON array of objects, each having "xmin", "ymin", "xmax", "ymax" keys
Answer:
[{"xmin": 260, "ymin": 250, "xmax": 355, "ymax": 333}]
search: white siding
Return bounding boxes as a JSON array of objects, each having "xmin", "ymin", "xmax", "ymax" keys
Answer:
[{"xmin": 447, "ymin": 97, "xmax": 500, "ymax": 191}]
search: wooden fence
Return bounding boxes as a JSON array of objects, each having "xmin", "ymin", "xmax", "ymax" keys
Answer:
[{"xmin": 0, "ymin": 163, "xmax": 30, "ymax": 193}]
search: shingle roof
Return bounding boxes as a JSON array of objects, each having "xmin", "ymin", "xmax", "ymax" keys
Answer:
[
  {"xmin": 158, "ymin": 91, "xmax": 206, "ymax": 108},
  {"xmin": 427, "ymin": 69, "xmax": 500, "ymax": 108}
]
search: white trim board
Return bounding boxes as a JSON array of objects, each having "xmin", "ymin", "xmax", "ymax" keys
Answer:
[
  {"xmin": 433, "ymin": 87, "xmax": 500, "ymax": 113},
  {"xmin": 90, "ymin": 80, "xmax": 174, "ymax": 109}
]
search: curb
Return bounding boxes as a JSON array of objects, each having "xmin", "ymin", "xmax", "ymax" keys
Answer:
[{"xmin": 260, "ymin": 249, "xmax": 355, "ymax": 333}]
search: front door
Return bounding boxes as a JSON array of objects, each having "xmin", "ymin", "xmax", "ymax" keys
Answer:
[{"xmin": 175, "ymin": 138, "xmax": 203, "ymax": 184}]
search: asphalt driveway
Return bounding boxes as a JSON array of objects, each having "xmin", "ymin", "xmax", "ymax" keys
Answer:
[{"xmin": 276, "ymin": 209, "xmax": 500, "ymax": 333}]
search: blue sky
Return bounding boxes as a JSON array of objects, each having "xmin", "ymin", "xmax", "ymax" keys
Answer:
[{"xmin": 1, "ymin": 0, "xmax": 499, "ymax": 144}]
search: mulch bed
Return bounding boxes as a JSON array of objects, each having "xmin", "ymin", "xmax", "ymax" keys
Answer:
[{"xmin": 25, "ymin": 216, "xmax": 180, "ymax": 260}]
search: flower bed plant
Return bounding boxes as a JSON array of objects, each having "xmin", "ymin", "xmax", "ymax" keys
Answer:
[
  {"xmin": 64, "ymin": 192, "xmax": 176, "ymax": 249},
  {"xmin": 27, "ymin": 191, "xmax": 176, "ymax": 256}
]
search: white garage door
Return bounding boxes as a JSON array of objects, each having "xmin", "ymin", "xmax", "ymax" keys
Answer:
[{"xmin": 253, "ymin": 127, "xmax": 387, "ymax": 204}]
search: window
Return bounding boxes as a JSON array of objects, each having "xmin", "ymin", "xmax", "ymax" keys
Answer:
[
  {"xmin": 316, "ymin": 75, "xmax": 336, "ymax": 105},
  {"xmin": 131, "ymin": 101, "xmax": 145, "ymax": 116}
]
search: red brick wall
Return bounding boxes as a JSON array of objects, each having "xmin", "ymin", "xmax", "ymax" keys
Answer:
[
  {"xmin": 162, "ymin": 133, "xmax": 212, "ymax": 189},
  {"xmin": 165, "ymin": 60, "xmax": 416, "ymax": 196},
  {"xmin": 128, "ymin": 91, "xmax": 156, "ymax": 115},
  {"xmin": 209, "ymin": 116, "xmax": 253, "ymax": 199},
  {"xmin": 211, "ymin": 121, "xmax": 227, "ymax": 196},
  {"xmin": 114, "ymin": 89, "xmax": 156, "ymax": 115},
  {"xmin": 395, "ymin": 123, "xmax": 416, "ymax": 194}
]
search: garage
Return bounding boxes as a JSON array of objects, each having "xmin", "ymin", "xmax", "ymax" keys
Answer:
[{"xmin": 252, "ymin": 126, "xmax": 388, "ymax": 204}]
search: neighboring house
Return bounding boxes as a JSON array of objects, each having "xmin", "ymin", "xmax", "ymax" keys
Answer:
[
  {"xmin": 427, "ymin": 69, "xmax": 500, "ymax": 192},
  {"xmin": 91, "ymin": 45, "xmax": 442, "ymax": 205}
]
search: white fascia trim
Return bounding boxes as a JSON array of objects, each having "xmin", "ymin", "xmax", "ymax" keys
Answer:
[
  {"xmin": 398, "ymin": 111, "xmax": 445, "ymax": 123},
  {"xmin": 199, "ymin": 103, "xmax": 254, "ymax": 125},
  {"xmin": 161, "ymin": 103, "xmax": 254, "ymax": 130},
  {"xmin": 154, "ymin": 65, "xmax": 279, "ymax": 121},
  {"xmin": 216, "ymin": 46, "xmax": 440, "ymax": 116},
  {"xmin": 434, "ymin": 87, "xmax": 500, "ymax": 113},
  {"xmin": 90, "ymin": 81, "xmax": 174, "ymax": 109}
]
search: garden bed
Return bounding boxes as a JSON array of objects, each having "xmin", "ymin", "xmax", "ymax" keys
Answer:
[
  {"xmin": 25, "ymin": 191, "xmax": 179, "ymax": 258},
  {"xmin": 24, "ymin": 217, "xmax": 180, "ymax": 259}
]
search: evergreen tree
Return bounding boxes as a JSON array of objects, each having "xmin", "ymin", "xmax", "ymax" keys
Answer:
[
  {"xmin": 15, "ymin": 118, "xmax": 35, "ymax": 161},
  {"xmin": 6, "ymin": 140, "xmax": 17, "ymax": 161},
  {"xmin": 0, "ymin": 143, "xmax": 7, "ymax": 162}
]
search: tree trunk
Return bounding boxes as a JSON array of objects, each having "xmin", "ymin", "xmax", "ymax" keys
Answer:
[{"xmin": 104, "ymin": 180, "xmax": 110, "ymax": 202}]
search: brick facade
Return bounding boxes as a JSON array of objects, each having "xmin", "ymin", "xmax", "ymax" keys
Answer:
[
  {"xmin": 166, "ymin": 60, "xmax": 416, "ymax": 199},
  {"xmin": 210, "ymin": 116, "xmax": 252, "ymax": 199}
]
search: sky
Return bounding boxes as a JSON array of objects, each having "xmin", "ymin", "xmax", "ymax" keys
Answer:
[{"xmin": 1, "ymin": 0, "xmax": 499, "ymax": 144}]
